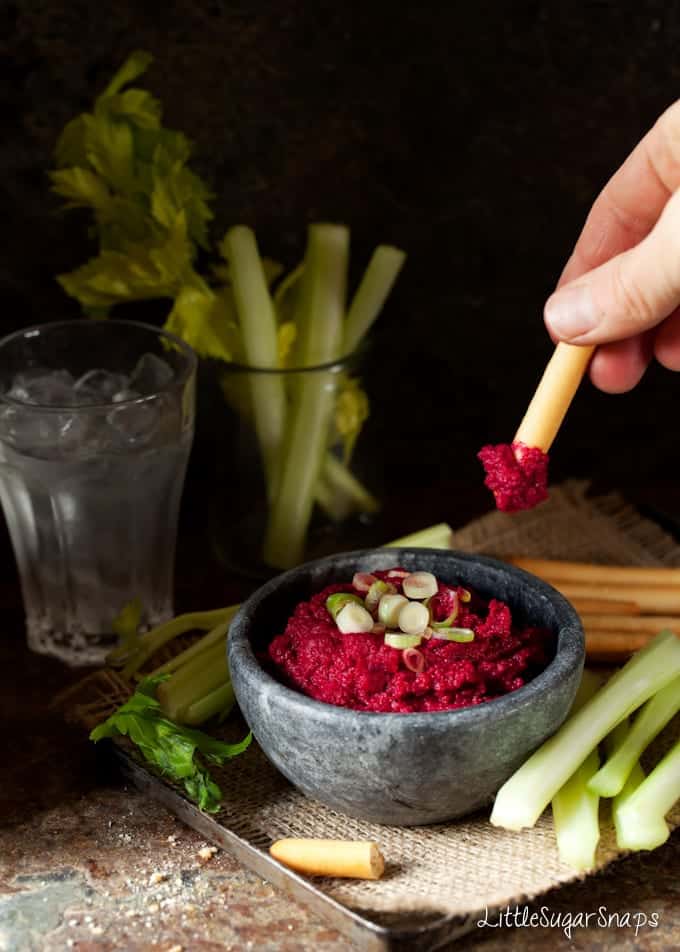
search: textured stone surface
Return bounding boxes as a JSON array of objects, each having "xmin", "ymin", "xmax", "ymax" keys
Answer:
[{"xmin": 229, "ymin": 548, "xmax": 583, "ymax": 825}]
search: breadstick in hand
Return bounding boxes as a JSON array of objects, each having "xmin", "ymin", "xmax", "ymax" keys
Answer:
[{"xmin": 478, "ymin": 342, "xmax": 593, "ymax": 513}]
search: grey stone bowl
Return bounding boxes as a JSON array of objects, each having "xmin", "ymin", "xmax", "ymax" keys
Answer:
[{"xmin": 228, "ymin": 548, "xmax": 584, "ymax": 826}]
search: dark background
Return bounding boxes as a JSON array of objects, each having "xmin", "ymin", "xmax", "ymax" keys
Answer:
[{"xmin": 3, "ymin": 0, "xmax": 680, "ymax": 566}]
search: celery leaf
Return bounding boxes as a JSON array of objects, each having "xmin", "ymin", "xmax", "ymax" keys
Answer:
[
  {"xmin": 90, "ymin": 675, "xmax": 252, "ymax": 813},
  {"xmin": 164, "ymin": 286, "xmax": 242, "ymax": 363}
]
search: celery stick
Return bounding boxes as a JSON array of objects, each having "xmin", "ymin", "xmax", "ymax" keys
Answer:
[
  {"xmin": 157, "ymin": 640, "xmax": 229, "ymax": 722},
  {"xmin": 183, "ymin": 682, "xmax": 235, "ymax": 726},
  {"xmin": 551, "ymin": 670, "xmax": 602, "ymax": 871},
  {"xmin": 490, "ymin": 631, "xmax": 680, "ymax": 830},
  {"xmin": 223, "ymin": 226, "xmax": 286, "ymax": 497},
  {"xmin": 148, "ymin": 616, "xmax": 235, "ymax": 677},
  {"xmin": 605, "ymin": 718, "xmax": 647, "ymax": 848},
  {"xmin": 611, "ymin": 762, "xmax": 646, "ymax": 847},
  {"xmin": 263, "ymin": 225, "xmax": 349, "ymax": 569},
  {"xmin": 296, "ymin": 224, "xmax": 348, "ymax": 364},
  {"xmin": 387, "ymin": 523, "xmax": 453, "ymax": 549},
  {"xmin": 614, "ymin": 738, "xmax": 680, "ymax": 851},
  {"xmin": 315, "ymin": 454, "xmax": 380, "ymax": 521},
  {"xmin": 121, "ymin": 608, "xmax": 235, "ymax": 679},
  {"xmin": 552, "ymin": 749, "xmax": 601, "ymax": 870},
  {"xmin": 589, "ymin": 674, "xmax": 680, "ymax": 797},
  {"xmin": 343, "ymin": 245, "xmax": 406, "ymax": 355}
]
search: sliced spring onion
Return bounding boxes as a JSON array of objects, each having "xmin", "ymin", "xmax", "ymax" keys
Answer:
[
  {"xmin": 402, "ymin": 571, "xmax": 438, "ymax": 600},
  {"xmin": 326, "ymin": 592, "xmax": 365, "ymax": 621},
  {"xmin": 365, "ymin": 580, "xmax": 396, "ymax": 613},
  {"xmin": 430, "ymin": 627, "xmax": 475, "ymax": 643},
  {"xmin": 398, "ymin": 601, "xmax": 430, "ymax": 635},
  {"xmin": 335, "ymin": 602, "xmax": 374, "ymax": 634},
  {"xmin": 353, "ymin": 572, "xmax": 377, "ymax": 593},
  {"xmin": 459, "ymin": 589, "xmax": 472, "ymax": 603},
  {"xmin": 403, "ymin": 647, "xmax": 425, "ymax": 674},
  {"xmin": 384, "ymin": 632, "xmax": 422, "ymax": 649},
  {"xmin": 430, "ymin": 591, "xmax": 459, "ymax": 629},
  {"xmin": 377, "ymin": 593, "xmax": 409, "ymax": 627}
]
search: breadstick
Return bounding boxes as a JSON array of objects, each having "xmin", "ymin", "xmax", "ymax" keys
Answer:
[
  {"xmin": 514, "ymin": 343, "xmax": 595, "ymax": 452},
  {"xmin": 585, "ymin": 630, "xmax": 654, "ymax": 661},
  {"xmin": 571, "ymin": 598, "xmax": 640, "ymax": 616},
  {"xmin": 580, "ymin": 614, "xmax": 680, "ymax": 634},
  {"xmin": 511, "ymin": 557, "xmax": 680, "ymax": 588},
  {"xmin": 556, "ymin": 583, "xmax": 680, "ymax": 616},
  {"xmin": 269, "ymin": 839, "xmax": 385, "ymax": 880}
]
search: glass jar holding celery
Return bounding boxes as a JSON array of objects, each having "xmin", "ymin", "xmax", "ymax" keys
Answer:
[
  {"xmin": 215, "ymin": 351, "xmax": 374, "ymax": 574},
  {"xmin": 213, "ymin": 225, "xmax": 405, "ymax": 571},
  {"xmin": 48, "ymin": 53, "xmax": 406, "ymax": 573}
]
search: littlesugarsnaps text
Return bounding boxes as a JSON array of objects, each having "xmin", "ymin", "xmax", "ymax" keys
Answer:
[{"xmin": 477, "ymin": 905, "xmax": 660, "ymax": 940}]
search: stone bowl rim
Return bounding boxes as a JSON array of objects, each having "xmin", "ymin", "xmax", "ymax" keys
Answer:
[{"xmin": 228, "ymin": 547, "xmax": 585, "ymax": 727}]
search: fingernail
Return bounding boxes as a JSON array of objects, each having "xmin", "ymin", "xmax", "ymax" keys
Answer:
[{"xmin": 545, "ymin": 284, "xmax": 599, "ymax": 339}]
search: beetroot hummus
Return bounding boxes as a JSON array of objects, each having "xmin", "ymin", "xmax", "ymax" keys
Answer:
[
  {"xmin": 478, "ymin": 441, "xmax": 549, "ymax": 512},
  {"xmin": 267, "ymin": 569, "xmax": 550, "ymax": 713}
]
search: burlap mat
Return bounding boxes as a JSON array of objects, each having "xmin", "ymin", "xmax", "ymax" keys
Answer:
[{"xmin": 63, "ymin": 482, "xmax": 680, "ymax": 925}]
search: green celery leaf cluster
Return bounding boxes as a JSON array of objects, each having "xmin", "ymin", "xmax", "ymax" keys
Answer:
[{"xmin": 90, "ymin": 675, "xmax": 252, "ymax": 812}]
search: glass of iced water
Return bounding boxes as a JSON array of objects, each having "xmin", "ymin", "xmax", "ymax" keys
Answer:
[{"xmin": 0, "ymin": 319, "xmax": 197, "ymax": 666}]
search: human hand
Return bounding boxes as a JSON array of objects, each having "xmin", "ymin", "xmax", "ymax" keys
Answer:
[{"xmin": 544, "ymin": 100, "xmax": 680, "ymax": 393}]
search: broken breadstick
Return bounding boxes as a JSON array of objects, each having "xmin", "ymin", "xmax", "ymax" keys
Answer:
[
  {"xmin": 478, "ymin": 343, "xmax": 594, "ymax": 513},
  {"xmin": 580, "ymin": 614, "xmax": 680, "ymax": 634},
  {"xmin": 571, "ymin": 598, "xmax": 640, "ymax": 616},
  {"xmin": 510, "ymin": 557, "xmax": 680, "ymax": 588},
  {"xmin": 555, "ymin": 583, "xmax": 680, "ymax": 616},
  {"xmin": 585, "ymin": 630, "xmax": 655, "ymax": 661},
  {"xmin": 269, "ymin": 838, "xmax": 385, "ymax": 880}
]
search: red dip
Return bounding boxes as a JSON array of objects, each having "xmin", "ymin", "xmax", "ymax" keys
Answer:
[
  {"xmin": 477, "ymin": 441, "xmax": 549, "ymax": 512},
  {"xmin": 267, "ymin": 570, "xmax": 551, "ymax": 713}
]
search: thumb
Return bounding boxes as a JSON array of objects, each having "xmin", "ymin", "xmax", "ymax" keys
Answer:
[{"xmin": 544, "ymin": 188, "xmax": 680, "ymax": 345}]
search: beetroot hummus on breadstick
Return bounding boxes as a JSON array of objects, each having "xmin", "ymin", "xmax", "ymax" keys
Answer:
[
  {"xmin": 477, "ymin": 442, "xmax": 549, "ymax": 513},
  {"xmin": 479, "ymin": 342, "xmax": 593, "ymax": 512}
]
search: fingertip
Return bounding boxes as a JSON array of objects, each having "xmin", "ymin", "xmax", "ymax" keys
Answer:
[
  {"xmin": 653, "ymin": 307, "xmax": 680, "ymax": 370},
  {"xmin": 588, "ymin": 336, "xmax": 653, "ymax": 393}
]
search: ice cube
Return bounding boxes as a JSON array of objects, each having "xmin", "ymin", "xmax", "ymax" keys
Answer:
[
  {"xmin": 112, "ymin": 388, "xmax": 141, "ymax": 403},
  {"xmin": 0, "ymin": 404, "xmax": 62, "ymax": 454},
  {"xmin": 7, "ymin": 369, "xmax": 77, "ymax": 406},
  {"xmin": 129, "ymin": 353, "xmax": 174, "ymax": 395},
  {"xmin": 74, "ymin": 369, "xmax": 130, "ymax": 404},
  {"xmin": 58, "ymin": 413, "xmax": 99, "ymax": 454},
  {"xmin": 107, "ymin": 399, "xmax": 160, "ymax": 446}
]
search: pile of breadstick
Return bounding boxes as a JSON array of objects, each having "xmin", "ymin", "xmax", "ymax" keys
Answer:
[{"xmin": 510, "ymin": 558, "xmax": 680, "ymax": 662}]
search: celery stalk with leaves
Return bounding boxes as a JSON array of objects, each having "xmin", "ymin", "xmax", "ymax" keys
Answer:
[{"xmin": 51, "ymin": 51, "xmax": 406, "ymax": 570}]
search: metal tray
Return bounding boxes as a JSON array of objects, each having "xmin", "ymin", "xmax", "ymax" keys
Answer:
[{"xmin": 113, "ymin": 746, "xmax": 483, "ymax": 951}]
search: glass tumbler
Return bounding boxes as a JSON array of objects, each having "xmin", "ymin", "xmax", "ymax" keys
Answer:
[{"xmin": 0, "ymin": 319, "xmax": 197, "ymax": 666}]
